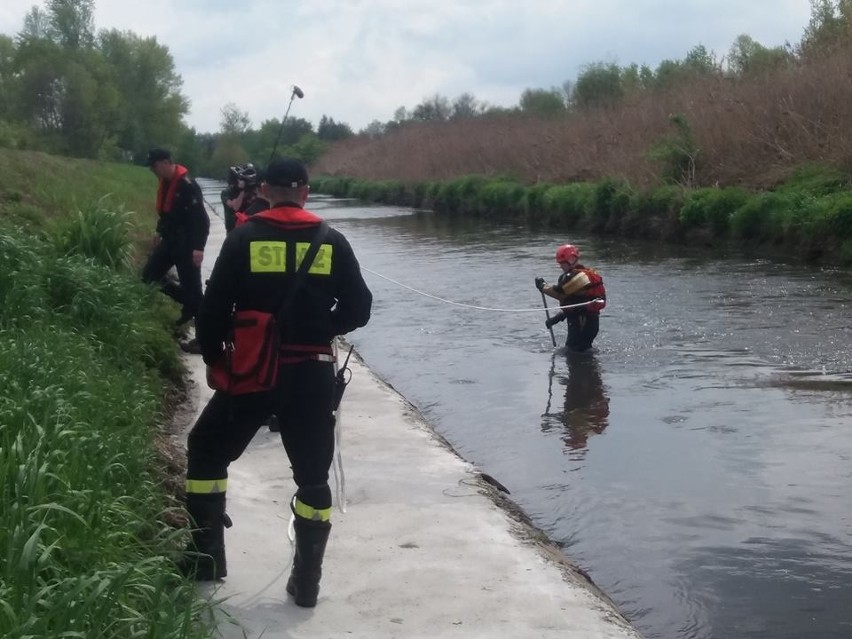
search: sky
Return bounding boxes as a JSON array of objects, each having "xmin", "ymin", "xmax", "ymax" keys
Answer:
[{"xmin": 0, "ymin": 0, "xmax": 814, "ymax": 135}]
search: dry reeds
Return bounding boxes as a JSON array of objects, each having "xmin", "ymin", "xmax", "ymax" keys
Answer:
[{"xmin": 315, "ymin": 45, "xmax": 852, "ymax": 191}]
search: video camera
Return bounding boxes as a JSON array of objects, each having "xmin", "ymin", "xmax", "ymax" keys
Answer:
[{"xmin": 224, "ymin": 163, "xmax": 259, "ymax": 199}]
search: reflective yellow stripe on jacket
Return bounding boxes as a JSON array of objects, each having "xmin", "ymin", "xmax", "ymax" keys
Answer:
[{"xmin": 249, "ymin": 241, "xmax": 334, "ymax": 274}]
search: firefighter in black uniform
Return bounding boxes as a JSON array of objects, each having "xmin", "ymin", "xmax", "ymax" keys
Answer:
[
  {"xmin": 180, "ymin": 158, "xmax": 372, "ymax": 609},
  {"xmin": 535, "ymin": 244, "xmax": 606, "ymax": 352},
  {"xmin": 142, "ymin": 148, "xmax": 210, "ymax": 327}
]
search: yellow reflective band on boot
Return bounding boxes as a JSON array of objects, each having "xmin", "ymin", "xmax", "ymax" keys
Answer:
[
  {"xmin": 185, "ymin": 478, "xmax": 228, "ymax": 494},
  {"xmin": 293, "ymin": 497, "xmax": 332, "ymax": 522}
]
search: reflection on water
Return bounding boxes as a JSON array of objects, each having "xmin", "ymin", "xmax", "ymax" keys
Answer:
[
  {"xmin": 542, "ymin": 351, "xmax": 611, "ymax": 458},
  {"xmin": 206, "ymin": 190, "xmax": 852, "ymax": 639}
]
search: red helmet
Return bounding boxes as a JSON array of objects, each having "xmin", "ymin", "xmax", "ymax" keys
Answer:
[{"xmin": 556, "ymin": 244, "xmax": 579, "ymax": 265}]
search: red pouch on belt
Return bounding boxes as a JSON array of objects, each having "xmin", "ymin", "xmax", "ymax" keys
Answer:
[{"xmin": 207, "ymin": 309, "xmax": 280, "ymax": 395}]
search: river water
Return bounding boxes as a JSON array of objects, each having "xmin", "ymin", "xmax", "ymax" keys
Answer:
[{"xmin": 201, "ymin": 183, "xmax": 852, "ymax": 639}]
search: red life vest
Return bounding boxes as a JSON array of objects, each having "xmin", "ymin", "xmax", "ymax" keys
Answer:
[
  {"xmin": 578, "ymin": 267, "xmax": 606, "ymax": 313},
  {"xmin": 156, "ymin": 164, "xmax": 189, "ymax": 214}
]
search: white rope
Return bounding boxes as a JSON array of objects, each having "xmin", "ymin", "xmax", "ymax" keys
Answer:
[
  {"xmin": 331, "ymin": 339, "xmax": 347, "ymax": 514},
  {"xmin": 361, "ymin": 266, "xmax": 601, "ymax": 312}
]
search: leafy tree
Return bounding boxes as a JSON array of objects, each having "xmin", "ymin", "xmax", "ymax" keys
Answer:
[
  {"xmin": 14, "ymin": 36, "xmax": 65, "ymax": 139},
  {"xmin": 619, "ymin": 64, "xmax": 642, "ymax": 95},
  {"xmin": 361, "ymin": 120, "xmax": 386, "ymax": 138},
  {"xmin": 219, "ymin": 102, "xmax": 250, "ymax": 136},
  {"xmin": 653, "ymin": 58, "xmax": 686, "ymax": 90},
  {"xmin": 392, "ymin": 106, "xmax": 408, "ymax": 123},
  {"xmin": 572, "ymin": 62, "xmax": 623, "ymax": 109},
  {"xmin": 46, "ymin": 0, "xmax": 95, "ymax": 49},
  {"xmin": 0, "ymin": 35, "xmax": 16, "ymax": 119},
  {"xmin": 412, "ymin": 94, "xmax": 451, "ymax": 122},
  {"xmin": 210, "ymin": 136, "xmax": 248, "ymax": 178},
  {"xmin": 98, "ymin": 29, "xmax": 187, "ymax": 159},
  {"xmin": 683, "ymin": 44, "xmax": 719, "ymax": 75},
  {"xmin": 317, "ymin": 115, "xmax": 353, "ymax": 141},
  {"xmin": 727, "ymin": 34, "xmax": 792, "ymax": 76},
  {"xmin": 20, "ymin": 7, "xmax": 50, "ymax": 40},
  {"xmin": 519, "ymin": 88, "xmax": 566, "ymax": 115},
  {"xmin": 287, "ymin": 133, "xmax": 327, "ymax": 165},
  {"xmin": 638, "ymin": 64, "xmax": 655, "ymax": 90},
  {"xmin": 61, "ymin": 54, "xmax": 122, "ymax": 156},
  {"xmin": 800, "ymin": 0, "xmax": 852, "ymax": 54},
  {"xmin": 450, "ymin": 93, "xmax": 482, "ymax": 119}
]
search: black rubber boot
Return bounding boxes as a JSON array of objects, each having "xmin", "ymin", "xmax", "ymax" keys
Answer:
[
  {"xmin": 178, "ymin": 493, "xmax": 227, "ymax": 581},
  {"xmin": 286, "ymin": 516, "xmax": 331, "ymax": 607}
]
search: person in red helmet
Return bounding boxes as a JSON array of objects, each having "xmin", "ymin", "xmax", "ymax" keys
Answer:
[{"xmin": 535, "ymin": 244, "xmax": 606, "ymax": 352}]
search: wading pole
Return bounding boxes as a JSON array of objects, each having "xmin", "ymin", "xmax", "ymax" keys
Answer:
[
  {"xmin": 540, "ymin": 291, "xmax": 556, "ymax": 347},
  {"xmin": 268, "ymin": 84, "xmax": 305, "ymax": 163}
]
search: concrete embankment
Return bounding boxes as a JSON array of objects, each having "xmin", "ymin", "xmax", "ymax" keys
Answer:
[{"xmin": 180, "ymin": 203, "xmax": 642, "ymax": 638}]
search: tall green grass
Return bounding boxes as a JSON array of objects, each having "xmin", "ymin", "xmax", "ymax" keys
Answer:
[{"xmin": 0, "ymin": 164, "xmax": 212, "ymax": 637}]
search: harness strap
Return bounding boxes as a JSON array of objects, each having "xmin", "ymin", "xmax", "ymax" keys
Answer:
[
  {"xmin": 280, "ymin": 344, "xmax": 333, "ymax": 354},
  {"xmin": 280, "ymin": 353, "xmax": 335, "ymax": 364}
]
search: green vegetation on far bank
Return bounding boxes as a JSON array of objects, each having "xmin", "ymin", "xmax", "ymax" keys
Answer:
[
  {"xmin": 312, "ymin": 165, "xmax": 852, "ymax": 265},
  {"xmin": 0, "ymin": 149, "xmax": 212, "ymax": 638}
]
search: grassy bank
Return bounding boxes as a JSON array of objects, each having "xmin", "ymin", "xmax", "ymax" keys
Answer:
[
  {"xmin": 0, "ymin": 150, "xmax": 211, "ymax": 637},
  {"xmin": 312, "ymin": 165, "xmax": 852, "ymax": 265},
  {"xmin": 0, "ymin": 149, "xmax": 156, "ymax": 265}
]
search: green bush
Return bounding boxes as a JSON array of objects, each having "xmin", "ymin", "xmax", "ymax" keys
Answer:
[
  {"xmin": 479, "ymin": 180, "xmax": 526, "ymax": 217},
  {"xmin": 679, "ymin": 187, "xmax": 749, "ymax": 236},
  {"xmin": 51, "ymin": 198, "xmax": 134, "ymax": 271},
  {"xmin": 623, "ymin": 185, "xmax": 685, "ymax": 237},
  {"xmin": 523, "ymin": 182, "xmax": 557, "ymax": 224},
  {"xmin": 411, "ymin": 181, "xmax": 433, "ymax": 208},
  {"xmin": 541, "ymin": 183, "xmax": 595, "ymax": 226},
  {"xmin": 778, "ymin": 164, "xmax": 851, "ymax": 196},
  {"xmin": 646, "ymin": 113, "xmax": 700, "ymax": 186},
  {"xmin": 450, "ymin": 175, "xmax": 489, "ymax": 214},
  {"xmin": 630, "ymin": 185, "xmax": 685, "ymax": 219},
  {"xmin": 730, "ymin": 191, "xmax": 792, "ymax": 241},
  {"xmin": 590, "ymin": 178, "xmax": 632, "ymax": 231}
]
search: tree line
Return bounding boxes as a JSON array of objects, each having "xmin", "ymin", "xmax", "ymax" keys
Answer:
[
  {"xmin": 1, "ymin": 0, "xmax": 848, "ymax": 181},
  {"xmin": 0, "ymin": 0, "xmax": 357, "ymax": 178}
]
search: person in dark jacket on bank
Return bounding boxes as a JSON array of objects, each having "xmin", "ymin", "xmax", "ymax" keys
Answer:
[
  {"xmin": 179, "ymin": 158, "xmax": 372, "ymax": 609},
  {"xmin": 142, "ymin": 148, "xmax": 210, "ymax": 328}
]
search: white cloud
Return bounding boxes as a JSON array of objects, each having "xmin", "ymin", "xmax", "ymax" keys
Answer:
[{"xmin": 0, "ymin": 0, "xmax": 813, "ymax": 133}]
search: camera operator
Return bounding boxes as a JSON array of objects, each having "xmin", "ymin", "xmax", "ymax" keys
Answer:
[{"xmin": 221, "ymin": 163, "xmax": 266, "ymax": 233}]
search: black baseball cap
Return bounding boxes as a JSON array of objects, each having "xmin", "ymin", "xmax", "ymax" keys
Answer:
[
  {"xmin": 145, "ymin": 148, "xmax": 172, "ymax": 166},
  {"xmin": 263, "ymin": 158, "xmax": 309, "ymax": 188}
]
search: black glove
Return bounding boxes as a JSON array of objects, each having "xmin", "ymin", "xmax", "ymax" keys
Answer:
[
  {"xmin": 545, "ymin": 311, "xmax": 566, "ymax": 329},
  {"xmin": 534, "ymin": 277, "xmax": 546, "ymax": 291}
]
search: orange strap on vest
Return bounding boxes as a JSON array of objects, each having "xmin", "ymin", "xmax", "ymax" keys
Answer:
[{"xmin": 156, "ymin": 164, "xmax": 189, "ymax": 213}]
